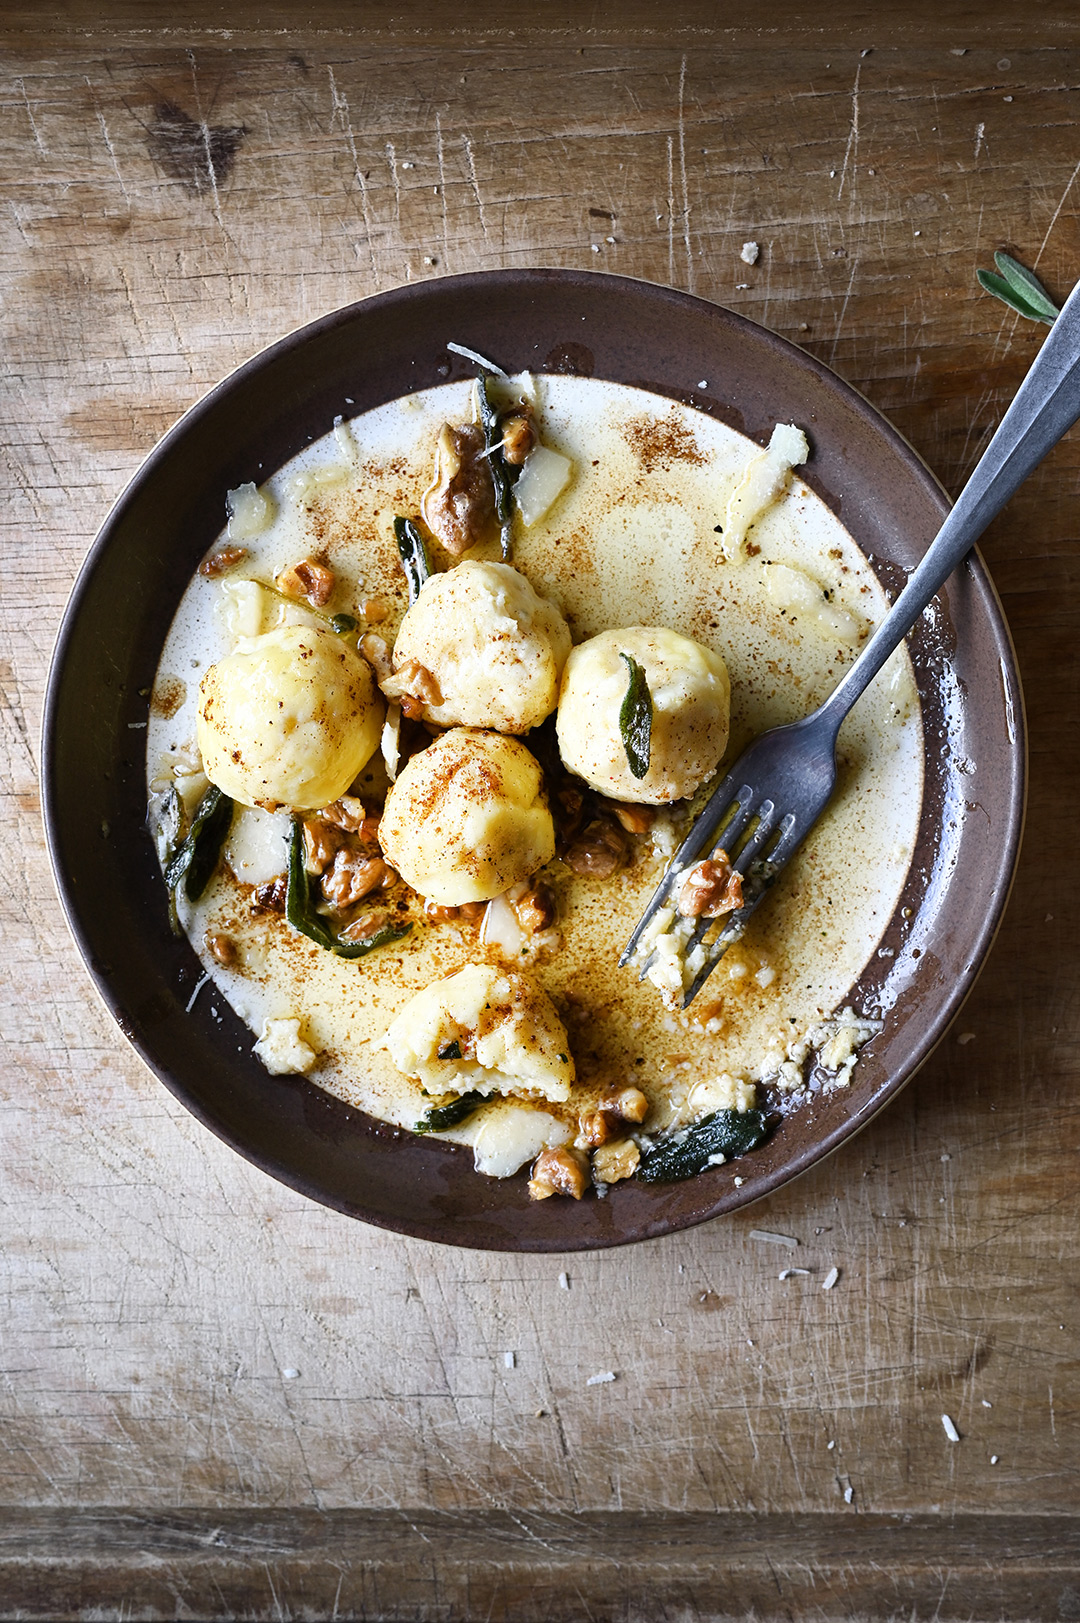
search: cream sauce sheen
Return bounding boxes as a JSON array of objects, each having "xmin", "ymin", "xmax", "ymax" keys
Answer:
[{"xmin": 147, "ymin": 376, "xmax": 923, "ymax": 1172}]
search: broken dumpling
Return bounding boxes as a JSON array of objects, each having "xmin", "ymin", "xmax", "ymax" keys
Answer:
[
  {"xmin": 556, "ymin": 626, "xmax": 730, "ymax": 804},
  {"xmin": 197, "ymin": 624, "xmax": 383, "ymax": 810},
  {"xmin": 383, "ymin": 560, "xmax": 571, "ymax": 733},
  {"xmin": 385, "ymin": 962, "xmax": 574, "ymax": 1105},
  {"xmin": 378, "ymin": 728, "xmax": 555, "ymax": 904}
]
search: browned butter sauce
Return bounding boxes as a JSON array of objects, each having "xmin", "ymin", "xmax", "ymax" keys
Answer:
[{"xmin": 147, "ymin": 376, "xmax": 923, "ymax": 1177}]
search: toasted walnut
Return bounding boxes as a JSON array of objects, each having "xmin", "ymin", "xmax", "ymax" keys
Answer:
[
  {"xmin": 318, "ymin": 795, "xmax": 367, "ymax": 834},
  {"xmin": 422, "ymin": 422, "xmax": 495, "ymax": 554},
  {"xmin": 511, "ymin": 881, "xmax": 556, "ymax": 934},
  {"xmin": 552, "ymin": 781, "xmax": 586, "ymax": 845},
  {"xmin": 528, "ymin": 1146, "xmax": 589, "ymax": 1201},
  {"xmin": 592, "ymin": 1138, "xmax": 641, "ymax": 1185},
  {"xmin": 563, "ymin": 815, "xmax": 630, "ymax": 879},
  {"xmin": 321, "ymin": 852, "xmax": 393, "ymax": 911},
  {"xmin": 361, "ymin": 597, "xmax": 389, "ymax": 624},
  {"xmin": 384, "ymin": 657, "xmax": 444, "ymax": 709},
  {"xmin": 250, "ymin": 875, "xmax": 287, "ymax": 915},
  {"xmin": 677, "ymin": 853, "xmax": 744, "ymax": 919},
  {"xmin": 199, "ymin": 545, "xmax": 247, "ymax": 577},
  {"xmin": 578, "ymin": 1109, "xmax": 617, "ymax": 1148},
  {"xmin": 500, "ymin": 411, "xmax": 537, "ymax": 466},
  {"xmin": 302, "ymin": 818, "xmax": 344, "ymax": 876},
  {"xmin": 339, "ymin": 908, "xmax": 393, "ymax": 944},
  {"xmin": 599, "ymin": 1086, "xmax": 649, "ymax": 1125},
  {"xmin": 608, "ymin": 801, "xmax": 655, "ymax": 835},
  {"xmin": 205, "ymin": 932, "xmax": 238, "ymax": 966},
  {"xmin": 359, "ymin": 632, "xmax": 393, "ymax": 685},
  {"xmin": 276, "ymin": 557, "xmax": 336, "ymax": 608},
  {"xmin": 423, "ymin": 898, "xmax": 486, "ymax": 923}
]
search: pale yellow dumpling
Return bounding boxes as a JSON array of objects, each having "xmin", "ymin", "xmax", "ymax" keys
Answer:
[
  {"xmin": 197, "ymin": 624, "xmax": 382, "ymax": 810},
  {"xmin": 379, "ymin": 728, "xmax": 554, "ymax": 904},
  {"xmin": 385, "ymin": 962, "xmax": 574, "ymax": 1104},
  {"xmin": 557, "ymin": 626, "xmax": 730, "ymax": 804},
  {"xmin": 385, "ymin": 561, "xmax": 571, "ymax": 733}
]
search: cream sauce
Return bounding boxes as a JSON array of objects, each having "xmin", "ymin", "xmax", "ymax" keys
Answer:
[{"xmin": 147, "ymin": 377, "xmax": 923, "ymax": 1165}]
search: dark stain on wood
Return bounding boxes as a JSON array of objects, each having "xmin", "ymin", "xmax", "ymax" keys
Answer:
[{"xmin": 146, "ymin": 101, "xmax": 247, "ymax": 195}]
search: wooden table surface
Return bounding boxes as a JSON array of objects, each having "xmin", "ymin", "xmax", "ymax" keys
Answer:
[{"xmin": 5, "ymin": 4, "xmax": 1080, "ymax": 1618}]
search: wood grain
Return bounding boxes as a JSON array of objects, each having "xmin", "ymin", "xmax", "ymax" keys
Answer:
[{"xmin": 4, "ymin": 3, "xmax": 1080, "ymax": 1616}]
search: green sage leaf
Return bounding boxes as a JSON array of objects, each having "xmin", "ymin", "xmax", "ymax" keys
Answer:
[
  {"xmin": 619, "ymin": 652, "xmax": 653, "ymax": 780},
  {"xmin": 637, "ymin": 1108, "xmax": 770, "ymax": 1183},
  {"xmin": 394, "ymin": 516, "xmax": 432, "ymax": 604},
  {"xmin": 477, "ymin": 375, "xmax": 515, "ymax": 560},
  {"xmin": 286, "ymin": 818, "xmax": 412, "ymax": 959},
  {"xmin": 993, "ymin": 252, "xmax": 1060, "ymax": 321},
  {"xmin": 977, "ymin": 267, "xmax": 1057, "ymax": 325},
  {"xmin": 415, "ymin": 1089, "xmax": 485, "ymax": 1133},
  {"xmin": 163, "ymin": 784, "xmax": 233, "ymax": 902}
]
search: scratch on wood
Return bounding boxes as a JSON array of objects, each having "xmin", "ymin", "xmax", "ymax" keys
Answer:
[
  {"xmin": 677, "ymin": 53, "xmax": 693, "ymax": 292},
  {"xmin": 1033, "ymin": 153, "xmax": 1080, "ymax": 267},
  {"xmin": 837, "ymin": 59, "xmax": 861, "ymax": 201},
  {"xmin": 435, "ymin": 112, "xmax": 451, "ymax": 271},
  {"xmin": 16, "ymin": 76, "xmax": 46, "ymax": 155},
  {"xmin": 327, "ymin": 66, "xmax": 381, "ymax": 289},
  {"xmin": 462, "ymin": 134, "xmax": 490, "ymax": 243}
]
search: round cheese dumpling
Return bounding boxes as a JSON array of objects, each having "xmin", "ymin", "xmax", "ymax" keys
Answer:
[
  {"xmin": 385, "ymin": 962, "xmax": 574, "ymax": 1104},
  {"xmin": 387, "ymin": 561, "xmax": 571, "ymax": 733},
  {"xmin": 379, "ymin": 728, "xmax": 554, "ymax": 904},
  {"xmin": 557, "ymin": 626, "xmax": 730, "ymax": 804},
  {"xmin": 197, "ymin": 624, "xmax": 382, "ymax": 810}
]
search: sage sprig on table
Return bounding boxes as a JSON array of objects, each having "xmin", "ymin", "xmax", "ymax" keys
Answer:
[
  {"xmin": 977, "ymin": 251, "xmax": 1060, "ymax": 324},
  {"xmin": 619, "ymin": 652, "xmax": 653, "ymax": 780}
]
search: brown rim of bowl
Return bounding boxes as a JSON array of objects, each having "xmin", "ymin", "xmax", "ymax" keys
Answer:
[{"xmin": 42, "ymin": 269, "xmax": 1026, "ymax": 1252}]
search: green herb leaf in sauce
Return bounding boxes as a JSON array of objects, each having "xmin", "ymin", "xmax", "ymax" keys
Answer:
[
  {"xmin": 394, "ymin": 516, "xmax": 432, "ymax": 604},
  {"xmin": 437, "ymin": 1039, "xmax": 463, "ymax": 1060},
  {"xmin": 330, "ymin": 612, "xmax": 358, "ymax": 635},
  {"xmin": 286, "ymin": 818, "xmax": 413, "ymax": 959},
  {"xmin": 637, "ymin": 1108, "xmax": 769, "ymax": 1182},
  {"xmin": 415, "ymin": 1090, "xmax": 485, "ymax": 1133},
  {"xmin": 977, "ymin": 252, "xmax": 1060, "ymax": 325},
  {"xmin": 619, "ymin": 652, "xmax": 653, "ymax": 780},
  {"xmin": 477, "ymin": 375, "xmax": 515, "ymax": 561},
  {"xmin": 163, "ymin": 784, "xmax": 233, "ymax": 903}
]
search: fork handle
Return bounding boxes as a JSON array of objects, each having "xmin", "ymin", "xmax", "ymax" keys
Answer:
[{"xmin": 819, "ymin": 270, "xmax": 1080, "ymax": 732}]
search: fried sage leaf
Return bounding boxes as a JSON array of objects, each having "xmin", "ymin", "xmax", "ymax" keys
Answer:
[
  {"xmin": 394, "ymin": 516, "xmax": 432, "ymax": 604},
  {"xmin": 286, "ymin": 818, "xmax": 412, "ymax": 959},
  {"xmin": 477, "ymin": 374, "xmax": 515, "ymax": 560},
  {"xmin": 163, "ymin": 784, "xmax": 233, "ymax": 903},
  {"xmin": 415, "ymin": 1089, "xmax": 485, "ymax": 1133},
  {"xmin": 637, "ymin": 1108, "xmax": 769, "ymax": 1183},
  {"xmin": 619, "ymin": 652, "xmax": 653, "ymax": 780}
]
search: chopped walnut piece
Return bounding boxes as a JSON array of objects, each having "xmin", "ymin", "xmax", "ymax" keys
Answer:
[
  {"xmin": 339, "ymin": 908, "xmax": 393, "ymax": 944},
  {"xmin": 421, "ymin": 422, "xmax": 495, "ymax": 554},
  {"xmin": 359, "ymin": 632, "xmax": 393, "ymax": 684},
  {"xmin": 302, "ymin": 818, "xmax": 344, "ymax": 876},
  {"xmin": 677, "ymin": 853, "xmax": 744, "ymax": 918},
  {"xmin": 578, "ymin": 1109, "xmax": 617, "ymax": 1148},
  {"xmin": 511, "ymin": 881, "xmax": 556, "ymax": 934},
  {"xmin": 600, "ymin": 1086, "xmax": 649, "ymax": 1125},
  {"xmin": 423, "ymin": 898, "xmax": 486, "ymax": 923},
  {"xmin": 552, "ymin": 781, "xmax": 586, "ymax": 845},
  {"xmin": 528, "ymin": 1146, "xmax": 589, "ymax": 1201},
  {"xmin": 592, "ymin": 1138, "xmax": 641, "ymax": 1185},
  {"xmin": 361, "ymin": 597, "xmax": 389, "ymax": 623},
  {"xmin": 321, "ymin": 851, "xmax": 393, "ymax": 911},
  {"xmin": 383, "ymin": 657, "xmax": 443, "ymax": 711},
  {"xmin": 607, "ymin": 800, "xmax": 655, "ymax": 835},
  {"xmin": 204, "ymin": 932, "xmax": 238, "ymax": 966},
  {"xmin": 500, "ymin": 411, "xmax": 537, "ymax": 466},
  {"xmin": 318, "ymin": 795, "xmax": 367, "ymax": 834},
  {"xmin": 563, "ymin": 815, "xmax": 630, "ymax": 879},
  {"xmin": 276, "ymin": 557, "xmax": 336, "ymax": 608},
  {"xmin": 250, "ymin": 875, "xmax": 287, "ymax": 915},
  {"xmin": 199, "ymin": 545, "xmax": 247, "ymax": 577}
]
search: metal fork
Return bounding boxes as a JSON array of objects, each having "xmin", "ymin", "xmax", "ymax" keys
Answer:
[{"xmin": 622, "ymin": 271, "xmax": 1080, "ymax": 1007}]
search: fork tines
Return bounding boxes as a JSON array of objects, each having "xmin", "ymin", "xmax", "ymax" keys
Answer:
[{"xmin": 620, "ymin": 773, "xmax": 800, "ymax": 1009}]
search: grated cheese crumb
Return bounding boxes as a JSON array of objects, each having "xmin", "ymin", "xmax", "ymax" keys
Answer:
[
  {"xmin": 558, "ymin": 1272, "xmax": 570, "ymax": 1290},
  {"xmin": 942, "ymin": 1414, "xmax": 960, "ymax": 1442},
  {"xmin": 844, "ymin": 1485, "xmax": 854, "ymax": 1504},
  {"xmin": 587, "ymin": 1371, "xmax": 616, "ymax": 1386},
  {"xmin": 822, "ymin": 1266, "xmax": 840, "ymax": 1290},
  {"xmin": 778, "ymin": 1268, "xmax": 810, "ymax": 1281},
  {"xmin": 740, "ymin": 240, "xmax": 760, "ymax": 265},
  {"xmin": 750, "ymin": 1229, "xmax": 799, "ymax": 1250},
  {"xmin": 504, "ymin": 1351, "xmax": 515, "ymax": 1369}
]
